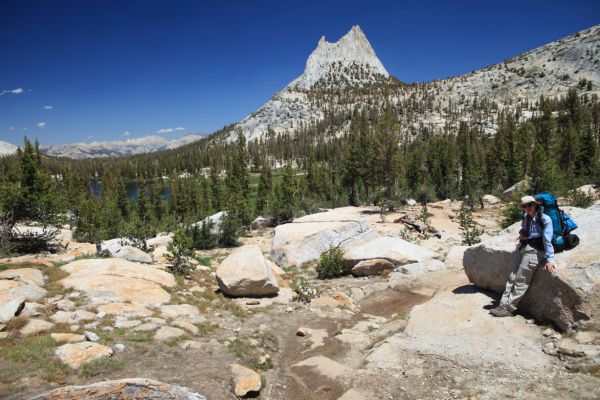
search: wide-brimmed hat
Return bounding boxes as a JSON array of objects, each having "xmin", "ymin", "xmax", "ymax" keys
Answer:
[{"xmin": 520, "ymin": 195, "xmax": 539, "ymax": 206}]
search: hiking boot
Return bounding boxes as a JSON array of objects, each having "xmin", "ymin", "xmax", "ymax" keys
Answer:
[{"xmin": 489, "ymin": 306, "xmax": 513, "ymax": 318}]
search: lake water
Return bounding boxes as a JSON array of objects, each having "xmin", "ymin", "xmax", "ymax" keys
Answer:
[{"xmin": 90, "ymin": 180, "xmax": 170, "ymax": 201}]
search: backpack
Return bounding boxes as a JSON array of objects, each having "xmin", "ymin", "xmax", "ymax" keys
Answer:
[{"xmin": 534, "ymin": 193, "xmax": 579, "ymax": 251}]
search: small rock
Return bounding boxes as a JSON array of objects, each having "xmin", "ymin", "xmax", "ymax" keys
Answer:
[
  {"xmin": 134, "ymin": 323, "xmax": 159, "ymax": 332},
  {"xmin": 543, "ymin": 328, "xmax": 555, "ymax": 337},
  {"xmin": 55, "ymin": 342, "xmax": 113, "ymax": 369},
  {"xmin": 542, "ymin": 342, "xmax": 557, "ymax": 355},
  {"xmin": 20, "ymin": 319, "xmax": 55, "ymax": 336},
  {"xmin": 0, "ymin": 298, "xmax": 25, "ymax": 323},
  {"xmin": 114, "ymin": 343, "xmax": 125, "ymax": 351},
  {"xmin": 115, "ymin": 320, "xmax": 142, "ymax": 329},
  {"xmin": 231, "ymin": 363, "xmax": 261, "ymax": 397},
  {"xmin": 96, "ymin": 311, "xmax": 107, "ymax": 319},
  {"xmin": 84, "ymin": 331, "xmax": 100, "ymax": 342},
  {"xmin": 172, "ymin": 320, "xmax": 199, "ymax": 334},
  {"xmin": 179, "ymin": 340, "xmax": 203, "ymax": 350},
  {"xmin": 154, "ymin": 326, "xmax": 186, "ymax": 341},
  {"xmin": 246, "ymin": 300, "xmax": 260, "ymax": 306},
  {"xmin": 296, "ymin": 327, "xmax": 310, "ymax": 337},
  {"xmin": 51, "ymin": 333, "xmax": 86, "ymax": 343},
  {"xmin": 286, "ymin": 307, "xmax": 293, "ymax": 313}
]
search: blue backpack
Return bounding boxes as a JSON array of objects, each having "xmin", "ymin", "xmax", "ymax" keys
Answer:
[{"xmin": 534, "ymin": 193, "xmax": 578, "ymax": 251}]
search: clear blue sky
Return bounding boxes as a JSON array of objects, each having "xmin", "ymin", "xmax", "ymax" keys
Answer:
[{"xmin": 1, "ymin": 0, "xmax": 598, "ymax": 145}]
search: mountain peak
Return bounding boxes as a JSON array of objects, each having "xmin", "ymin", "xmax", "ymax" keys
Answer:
[{"xmin": 289, "ymin": 25, "xmax": 389, "ymax": 89}]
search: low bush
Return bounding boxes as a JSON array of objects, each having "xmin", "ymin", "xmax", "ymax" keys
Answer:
[{"xmin": 316, "ymin": 247, "xmax": 347, "ymax": 279}]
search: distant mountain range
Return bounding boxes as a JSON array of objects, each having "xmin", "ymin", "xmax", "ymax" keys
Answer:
[{"xmin": 0, "ymin": 134, "xmax": 204, "ymax": 159}]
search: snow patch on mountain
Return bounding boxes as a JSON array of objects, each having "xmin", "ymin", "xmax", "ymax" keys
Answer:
[
  {"xmin": 44, "ymin": 134, "xmax": 203, "ymax": 159},
  {"xmin": 0, "ymin": 140, "xmax": 18, "ymax": 157}
]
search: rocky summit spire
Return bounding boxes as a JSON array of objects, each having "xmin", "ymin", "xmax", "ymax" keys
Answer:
[{"xmin": 289, "ymin": 25, "xmax": 389, "ymax": 89}]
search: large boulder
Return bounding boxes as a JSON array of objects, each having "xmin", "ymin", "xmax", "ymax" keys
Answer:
[
  {"xmin": 30, "ymin": 378, "xmax": 206, "ymax": 400},
  {"xmin": 60, "ymin": 258, "xmax": 176, "ymax": 307},
  {"xmin": 464, "ymin": 207, "xmax": 600, "ymax": 331},
  {"xmin": 114, "ymin": 245, "xmax": 153, "ymax": 264},
  {"xmin": 99, "ymin": 237, "xmax": 135, "ymax": 256},
  {"xmin": 146, "ymin": 232, "xmax": 173, "ymax": 248},
  {"xmin": 482, "ymin": 194, "xmax": 501, "ymax": 205},
  {"xmin": 216, "ymin": 245, "xmax": 279, "ymax": 297},
  {"xmin": 501, "ymin": 179, "xmax": 530, "ymax": 201},
  {"xmin": 12, "ymin": 225, "xmax": 73, "ymax": 247},
  {"xmin": 343, "ymin": 236, "xmax": 435, "ymax": 267},
  {"xmin": 271, "ymin": 207, "xmax": 370, "ymax": 267},
  {"xmin": 192, "ymin": 211, "xmax": 227, "ymax": 235}
]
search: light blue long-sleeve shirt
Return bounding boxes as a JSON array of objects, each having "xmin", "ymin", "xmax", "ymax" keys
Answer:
[{"xmin": 521, "ymin": 214, "xmax": 554, "ymax": 262}]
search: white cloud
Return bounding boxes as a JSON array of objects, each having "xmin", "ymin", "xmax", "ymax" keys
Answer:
[
  {"xmin": 122, "ymin": 131, "xmax": 131, "ymax": 137},
  {"xmin": 0, "ymin": 88, "xmax": 24, "ymax": 96},
  {"xmin": 9, "ymin": 126, "xmax": 14, "ymax": 130},
  {"xmin": 37, "ymin": 122, "xmax": 46, "ymax": 128},
  {"xmin": 44, "ymin": 105, "xmax": 53, "ymax": 110},
  {"xmin": 157, "ymin": 127, "xmax": 185, "ymax": 134}
]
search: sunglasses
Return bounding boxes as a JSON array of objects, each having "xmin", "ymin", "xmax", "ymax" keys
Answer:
[{"xmin": 521, "ymin": 202, "xmax": 535, "ymax": 208}]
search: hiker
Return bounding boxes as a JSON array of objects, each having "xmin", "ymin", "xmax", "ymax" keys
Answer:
[{"xmin": 490, "ymin": 195, "xmax": 555, "ymax": 317}]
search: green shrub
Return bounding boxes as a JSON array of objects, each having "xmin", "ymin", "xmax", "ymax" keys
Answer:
[
  {"xmin": 566, "ymin": 188, "xmax": 593, "ymax": 208},
  {"xmin": 167, "ymin": 227, "xmax": 194, "ymax": 276},
  {"xmin": 290, "ymin": 276, "xmax": 317, "ymax": 303},
  {"xmin": 316, "ymin": 247, "xmax": 347, "ymax": 279}
]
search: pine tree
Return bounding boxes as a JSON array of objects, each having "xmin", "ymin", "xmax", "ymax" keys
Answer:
[
  {"xmin": 256, "ymin": 161, "xmax": 272, "ymax": 215},
  {"xmin": 0, "ymin": 138, "xmax": 63, "ymax": 250},
  {"xmin": 458, "ymin": 201, "xmax": 483, "ymax": 245}
]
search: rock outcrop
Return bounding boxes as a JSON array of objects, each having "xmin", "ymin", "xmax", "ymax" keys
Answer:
[
  {"xmin": 30, "ymin": 378, "xmax": 206, "ymax": 399},
  {"xmin": 367, "ymin": 288, "xmax": 551, "ymax": 370},
  {"xmin": 464, "ymin": 207, "xmax": 600, "ymax": 331},
  {"xmin": 216, "ymin": 245, "xmax": 279, "ymax": 296},
  {"xmin": 342, "ymin": 236, "xmax": 435, "ymax": 267},
  {"xmin": 114, "ymin": 245, "xmax": 153, "ymax": 263},
  {"xmin": 60, "ymin": 258, "xmax": 176, "ymax": 307},
  {"xmin": 351, "ymin": 259, "xmax": 395, "ymax": 277},
  {"xmin": 271, "ymin": 207, "xmax": 370, "ymax": 267}
]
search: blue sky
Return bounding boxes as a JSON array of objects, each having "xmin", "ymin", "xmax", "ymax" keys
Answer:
[{"xmin": 1, "ymin": 0, "xmax": 599, "ymax": 146}]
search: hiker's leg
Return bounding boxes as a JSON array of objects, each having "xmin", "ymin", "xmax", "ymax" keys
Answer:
[
  {"xmin": 499, "ymin": 266, "xmax": 517, "ymax": 306},
  {"xmin": 501, "ymin": 246, "xmax": 540, "ymax": 313}
]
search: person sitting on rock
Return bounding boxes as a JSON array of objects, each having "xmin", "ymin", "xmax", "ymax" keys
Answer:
[{"xmin": 490, "ymin": 195, "xmax": 555, "ymax": 317}]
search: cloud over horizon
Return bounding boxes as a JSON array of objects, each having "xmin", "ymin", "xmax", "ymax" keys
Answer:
[{"xmin": 156, "ymin": 127, "xmax": 185, "ymax": 134}]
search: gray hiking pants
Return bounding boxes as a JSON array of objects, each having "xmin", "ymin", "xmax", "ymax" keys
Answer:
[{"xmin": 500, "ymin": 245, "xmax": 546, "ymax": 313}]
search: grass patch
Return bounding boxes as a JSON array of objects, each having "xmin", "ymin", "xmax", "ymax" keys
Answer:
[
  {"xmin": 0, "ymin": 335, "xmax": 71, "ymax": 383},
  {"xmin": 197, "ymin": 321, "xmax": 219, "ymax": 335},
  {"xmin": 165, "ymin": 334, "xmax": 189, "ymax": 347},
  {"xmin": 44, "ymin": 266, "xmax": 70, "ymax": 297},
  {"xmin": 124, "ymin": 330, "xmax": 153, "ymax": 343},
  {"xmin": 228, "ymin": 338, "xmax": 254, "ymax": 358},
  {"xmin": 4, "ymin": 316, "xmax": 28, "ymax": 332},
  {"xmin": 79, "ymin": 356, "xmax": 125, "ymax": 378},
  {"xmin": 219, "ymin": 302, "xmax": 248, "ymax": 319},
  {"xmin": 247, "ymin": 355, "xmax": 274, "ymax": 371}
]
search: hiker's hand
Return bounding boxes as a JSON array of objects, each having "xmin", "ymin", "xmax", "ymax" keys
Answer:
[
  {"xmin": 544, "ymin": 262, "xmax": 555, "ymax": 272},
  {"xmin": 519, "ymin": 233, "xmax": 526, "ymax": 241}
]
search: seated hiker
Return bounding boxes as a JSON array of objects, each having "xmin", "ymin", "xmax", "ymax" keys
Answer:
[{"xmin": 490, "ymin": 195, "xmax": 555, "ymax": 317}]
